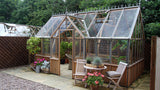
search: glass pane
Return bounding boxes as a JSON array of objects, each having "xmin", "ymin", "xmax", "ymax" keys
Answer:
[
  {"xmin": 88, "ymin": 18, "xmax": 104, "ymax": 37},
  {"xmin": 85, "ymin": 14, "xmax": 96, "ymax": 27},
  {"xmin": 112, "ymin": 40, "xmax": 127, "ymax": 64},
  {"xmin": 36, "ymin": 16, "xmax": 64, "ymax": 37},
  {"xmin": 72, "ymin": 17, "xmax": 88, "ymax": 37},
  {"xmin": 98, "ymin": 39, "xmax": 110, "ymax": 63},
  {"xmin": 101, "ymin": 10, "xmax": 122, "ymax": 37},
  {"xmin": 114, "ymin": 8, "xmax": 138, "ymax": 37},
  {"xmin": 48, "ymin": 17, "xmax": 65, "ymax": 36},
  {"xmin": 43, "ymin": 38, "xmax": 50, "ymax": 55},
  {"xmin": 51, "ymin": 38, "xmax": 59, "ymax": 58},
  {"xmin": 77, "ymin": 14, "xmax": 86, "ymax": 19}
]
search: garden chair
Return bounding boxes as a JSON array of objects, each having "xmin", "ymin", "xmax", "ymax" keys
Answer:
[
  {"xmin": 106, "ymin": 62, "xmax": 127, "ymax": 90},
  {"xmin": 65, "ymin": 54, "xmax": 72, "ymax": 70},
  {"xmin": 74, "ymin": 59, "xmax": 86, "ymax": 85}
]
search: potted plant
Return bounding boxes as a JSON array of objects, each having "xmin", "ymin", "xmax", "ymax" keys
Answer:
[
  {"xmin": 86, "ymin": 57, "xmax": 92, "ymax": 64},
  {"xmin": 34, "ymin": 58, "xmax": 45, "ymax": 73},
  {"xmin": 60, "ymin": 41, "xmax": 68, "ymax": 64},
  {"xmin": 82, "ymin": 72, "xmax": 104, "ymax": 90},
  {"xmin": 86, "ymin": 57, "xmax": 92, "ymax": 67},
  {"xmin": 92, "ymin": 57, "xmax": 103, "ymax": 68}
]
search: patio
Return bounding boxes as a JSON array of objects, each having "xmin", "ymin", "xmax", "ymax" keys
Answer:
[{"xmin": 0, "ymin": 64, "xmax": 149, "ymax": 90}]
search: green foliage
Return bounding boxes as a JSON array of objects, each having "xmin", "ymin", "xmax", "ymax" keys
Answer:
[
  {"xmin": 68, "ymin": 42, "xmax": 72, "ymax": 51},
  {"xmin": 0, "ymin": 0, "xmax": 16, "ymax": 22},
  {"xmin": 112, "ymin": 56, "xmax": 126, "ymax": 64},
  {"xmin": 83, "ymin": 72, "xmax": 104, "ymax": 86},
  {"xmin": 141, "ymin": 0, "xmax": 160, "ymax": 25},
  {"xmin": 65, "ymin": 0, "xmax": 81, "ymax": 11},
  {"xmin": 145, "ymin": 22, "xmax": 160, "ymax": 39},
  {"xmin": 92, "ymin": 57, "xmax": 102, "ymax": 66},
  {"xmin": 112, "ymin": 40, "xmax": 127, "ymax": 52},
  {"xmin": 60, "ymin": 41, "xmax": 72, "ymax": 59},
  {"xmin": 86, "ymin": 57, "xmax": 92, "ymax": 64},
  {"xmin": 26, "ymin": 37, "xmax": 41, "ymax": 55},
  {"xmin": 43, "ymin": 39, "xmax": 50, "ymax": 54}
]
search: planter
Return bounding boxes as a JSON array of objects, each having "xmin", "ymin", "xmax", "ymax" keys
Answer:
[
  {"xmin": 90, "ymin": 85, "xmax": 99, "ymax": 90},
  {"xmin": 65, "ymin": 58, "xmax": 69, "ymax": 63},
  {"xmin": 86, "ymin": 64, "xmax": 104, "ymax": 68},
  {"xmin": 36, "ymin": 65, "xmax": 41, "ymax": 73}
]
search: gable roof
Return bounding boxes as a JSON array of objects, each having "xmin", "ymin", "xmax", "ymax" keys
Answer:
[{"xmin": 36, "ymin": 6, "xmax": 143, "ymax": 40}]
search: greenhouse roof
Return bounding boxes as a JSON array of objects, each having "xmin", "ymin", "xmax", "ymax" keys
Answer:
[
  {"xmin": 0, "ymin": 23, "xmax": 40, "ymax": 37},
  {"xmin": 36, "ymin": 6, "xmax": 142, "ymax": 39}
]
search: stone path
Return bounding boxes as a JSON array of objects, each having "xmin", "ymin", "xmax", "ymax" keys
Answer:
[
  {"xmin": 1, "ymin": 65, "xmax": 87, "ymax": 90},
  {"xmin": 129, "ymin": 72, "xmax": 150, "ymax": 90},
  {"xmin": 0, "ymin": 65, "xmax": 150, "ymax": 90}
]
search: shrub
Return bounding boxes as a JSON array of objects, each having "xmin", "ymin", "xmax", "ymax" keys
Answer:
[
  {"xmin": 26, "ymin": 37, "xmax": 41, "ymax": 55},
  {"xmin": 145, "ymin": 22, "xmax": 160, "ymax": 39}
]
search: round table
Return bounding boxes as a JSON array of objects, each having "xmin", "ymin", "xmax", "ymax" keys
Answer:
[{"xmin": 84, "ymin": 65, "xmax": 107, "ymax": 71}]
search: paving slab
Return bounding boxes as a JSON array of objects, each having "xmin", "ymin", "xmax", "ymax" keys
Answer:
[{"xmin": 0, "ymin": 65, "xmax": 150, "ymax": 90}]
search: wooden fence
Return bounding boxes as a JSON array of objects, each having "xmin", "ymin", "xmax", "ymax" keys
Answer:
[
  {"xmin": 0, "ymin": 37, "xmax": 30, "ymax": 69},
  {"xmin": 150, "ymin": 36, "xmax": 160, "ymax": 90},
  {"xmin": 144, "ymin": 39, "xmax": 151, "ymax": 70}
]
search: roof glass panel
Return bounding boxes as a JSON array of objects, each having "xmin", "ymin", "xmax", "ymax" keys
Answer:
[
  {"xmin": 101, "ymin": 10, "xmax": 122, "ymax": 37},
  {"xmin": 84, "ymin": 14, "xmax": 96, "ymax": 27},
  {"xmin": 74, "ymin": 18, "xmax": 88, "ymax": 37},
  {"xmin": 77, "ymin": 14, "xmax": 86, "ymax": 19},
  {"xmin": 114, "ymin": 8, "xmax": 138, "ymax": 37},
  {"xmin": 36, "ymin": 16, "xmax": 64, "ymax": 37},
  {"xmin": 88, "ymin": 17, "xmax": 104, "ymax": 37}
]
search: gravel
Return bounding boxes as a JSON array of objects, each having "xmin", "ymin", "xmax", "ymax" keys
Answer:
[{"xmin": 0, "ymin": 72, "xmax": 59, "ymax": 90}]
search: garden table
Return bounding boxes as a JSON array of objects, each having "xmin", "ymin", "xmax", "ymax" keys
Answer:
[{"xmin": 84, "ymin": 65, "xmax": 107, "ymax": 71}]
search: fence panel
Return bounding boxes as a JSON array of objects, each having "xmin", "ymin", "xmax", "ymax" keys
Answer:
[{"xmin": 0, "ymin": 37, "xmax": 29, "ymax": 69}]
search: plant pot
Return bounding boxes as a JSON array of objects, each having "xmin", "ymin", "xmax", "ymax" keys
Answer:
[
  {"xmin": 65, "ymin": 58, "xmax": 69, "ymax": 63},
  {"xmin": 86, "ymin": 64, "xmax": 92, "ymax": 67},
  {"xmin": 90, "ymin": 85, "xmax": 99, "ymax": 90},
  {"xmin": 60, "ymin": 59, "xmax": 65, "ymax": 64},
  {"xmin": 36, "ymin": 65, "xmax": 41, "ymax": 73}
]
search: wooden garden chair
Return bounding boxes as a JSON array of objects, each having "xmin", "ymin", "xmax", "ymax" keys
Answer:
[
  {"xmin": 74, "ymin": 59, "xmax": 86, "ymax": 85},
  {"xmin": 65, "ymin": 54, "xmax": 72, "ymax": 70},
  {"xmin": 106, "ymin": 62, "xmax": 127, "ymax": 90}
]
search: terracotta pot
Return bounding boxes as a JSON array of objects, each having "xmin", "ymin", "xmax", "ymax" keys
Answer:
[
  {"xmin": 90, "ymin": 85, "xmax": 99, "ymax": 90},
  {"xmin": 65, "ymin": 58, "xmax": 69, "ymax": 63}
]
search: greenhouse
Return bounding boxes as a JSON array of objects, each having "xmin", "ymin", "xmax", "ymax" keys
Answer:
[{"xmin": 35, "ymin": 6, "xmax": 144, "ymax": 86}]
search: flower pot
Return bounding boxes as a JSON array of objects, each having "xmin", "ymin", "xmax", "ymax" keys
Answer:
[
  {"xmin": 65, "ymin": 58, "xmax": 69, "ymax": 63},
  {"xmin": 90, "ymin": 85, "xmax": 99, "ymax": 90},
  {"xmin": 60, "ymin": 59, "xmax": 65, "ymax": 64},
  {"xmin": 36, "ymin": 65, "xmax": 41, "ymax": 73}
]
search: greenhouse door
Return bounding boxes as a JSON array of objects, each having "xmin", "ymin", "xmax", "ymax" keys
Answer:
[{"xmin": 59, "ymin": 29, "xmax": 74, "ymax": 77}]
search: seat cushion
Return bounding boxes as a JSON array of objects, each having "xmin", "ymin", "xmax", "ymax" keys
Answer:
[{"xmin": 106, "ymin": 71, "xmax": 121, "ymax": 77}]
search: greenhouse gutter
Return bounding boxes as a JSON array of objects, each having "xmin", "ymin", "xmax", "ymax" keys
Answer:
[
  {"xmin": 85, "ymin": 37, "xmax": 130, "ymax": 40},
  {"xmin": 35, "ymin": 36, "xmax": 51, "ymax": 38}
]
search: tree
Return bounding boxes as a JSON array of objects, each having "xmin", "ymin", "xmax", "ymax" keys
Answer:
[
  {"xmin": 141, "ymin": 0, "xmax": 160, "ymax": 25},
  {"xmin": 0, "ymin": 0, "xmax": 16, "ymax": 22},
  {"xmin": 145, "ymin": 22, "xmax": 160, "ymax": 39},
  {"xmin": 66, "ymin": 0, "xmax": 81, "ymax": 11}
]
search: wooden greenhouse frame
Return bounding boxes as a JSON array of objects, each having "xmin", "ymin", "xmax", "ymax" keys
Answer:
[{"xmin": 35, "ymin": 6, "xmax": 145, "ymax": 87}]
